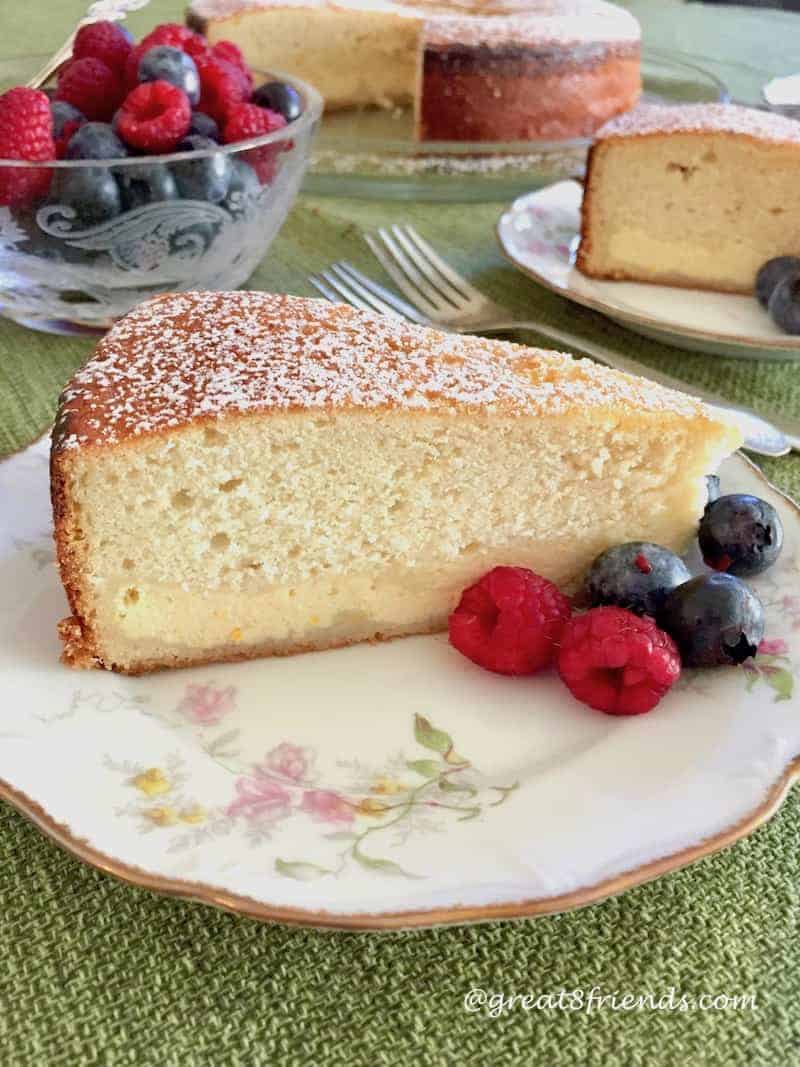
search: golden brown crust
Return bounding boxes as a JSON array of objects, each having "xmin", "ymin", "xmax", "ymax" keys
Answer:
[{"xmin": 58, "ymin": 617, "xmax": 446, "ymax": 675}]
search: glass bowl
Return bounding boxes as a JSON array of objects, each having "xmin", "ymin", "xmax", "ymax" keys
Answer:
[{"xmin": 0, "ymin": 68, "xmax": 322, "ymax": 334}]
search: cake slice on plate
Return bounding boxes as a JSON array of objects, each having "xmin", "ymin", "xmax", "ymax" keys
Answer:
[
  {"xmin": 578, "ymin": 103, "xmax": 800, "ymax": 293},
  {"xmin": 51, "ymin": 291, "xmax": 740, "ymax": 675}
]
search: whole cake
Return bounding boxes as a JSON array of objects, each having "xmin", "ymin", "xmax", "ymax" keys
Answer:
[
  {"xmin": 578, "ymin": 103, "xmax": 800, "ymax": 293},
  {"xmin": 187, "ymin": 0, "xmax": 642, "ymax": 141},
  {"xmin": 52, "ymin": 291, "xmax": 739, "ymax": 675}
]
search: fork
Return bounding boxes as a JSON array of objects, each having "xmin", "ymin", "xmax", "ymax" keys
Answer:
[{"xmin": 308, "ymin": 225, "xmax": 800, "ymax": 457}]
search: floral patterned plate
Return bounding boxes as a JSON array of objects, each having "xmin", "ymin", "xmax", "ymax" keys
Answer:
[
  {"xmin": 1, "ymin": 439, "xmax": 799, "ymax": 930},
  {"xmin": 497, "ymin": 180, "xmax": 800, "ymax": 361}
]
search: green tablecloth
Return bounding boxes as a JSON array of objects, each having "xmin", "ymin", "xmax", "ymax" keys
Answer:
[{"xmin": 2, "ymin": 2, "xmax": 799, "ymax": 1064}]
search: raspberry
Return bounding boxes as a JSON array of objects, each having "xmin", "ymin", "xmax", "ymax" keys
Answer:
[
  {"xmin": 449, "ymin": 566, "xmax": 571, "ymax": 676},
  {"xmin": 73, "ymin": 20, "xmax": 132, "ymax": 71},
  {"xmin": 56, "ymin": 57, "xmax": 124, "ymax": 122},
  {"xmin": 211, "ymin": 41, "xmax": 253, "ymax": 89},
  {"xmin": 125, "ymin": 25, "xmax": 209, "ymax": 90},
  {"xmin": 0, "ymin": 88, "xmax": 54, "ymax": 206},
  {"xmin": 557, "ymin": 607, "xmax": 681, "ymax": 716},
  {"xmin": 222, "ymin": 102, "xmax": 287, "ymax": 182},
  {"xmin": 197, "ymin": 55, "xmax": 251, "ymax": 125},
  {"xmin": 114, "ymin": 81, "xmax": 191, "ymax": 153}
]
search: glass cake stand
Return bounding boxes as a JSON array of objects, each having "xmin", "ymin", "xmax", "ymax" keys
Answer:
[{"xmin": 304, "ymin": 48, "xmax": 731, "ymax": 202}]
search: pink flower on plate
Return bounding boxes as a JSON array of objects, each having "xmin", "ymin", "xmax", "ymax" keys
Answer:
[
  {"xmin": 260, "ymin": 742, "xmax": 313, "ymax": 783},
  {"xmin": 300, "ymin": 789, "xmax": 354, "ymax": 824},
  {"xmin": 758, "ymin": 638, "xmax": 790, "ymax": 656},
  {"xmin": 176, "ymin": 684, "xmax": 236, "ymax": 726},
  {"xmin": 227, "ymin": 776, "xmax": 291, "ymax": 822}
]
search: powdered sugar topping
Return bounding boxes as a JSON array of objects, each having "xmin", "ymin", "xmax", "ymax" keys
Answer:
[
  {"xmin": 53, "ymin": 291, "xmax": 710, "ymax": 452},
  {"xmin": 597, "ymin": 103, "xmax": 800, "ymax": 146},
  {"xmin": 190, "ymin": 0, "xmax": 640, "ymax": 49}
]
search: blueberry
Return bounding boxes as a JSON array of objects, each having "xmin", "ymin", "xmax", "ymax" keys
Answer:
[
  {"xmin": 658, "ymin": 573, "xmax": 764, "ymax": 667},
  {"xmin": 66, "ymin": 122, "xmax": 128, "ymax": 160},
  {"xmin": 768, "ymin": 268, "xmax": 800, "ymax": 335},
  {"xmin": 138, "ymin": 45, "xmax": 200, "ymax": 106},
  {"xmin": 698, "ymin": 493, "xmax": 783, "ymax": 577},
  {"xmin": 50, "ymin": 100, "xmax": 86, "ymax": 141},
  {"xmin": 115, "ymin": 163, "xmax": 178, "ymax": 211},
  {"xmin": 252, "ymin": 80, "xmax": 303, "ymax": 122},
  {"xmin": 223, "ymin": 157, "xmax": 261, "ymax": 215},
  {"xmin": 50, "ymin": 167, "xmax": 121, "ymax": 225},
  {"xmin": 755, "ymin": 256, "xmax": 800, "ymax": 308},
  {"xmin": 171, "ymin": 135, "xmax": 232, "ymax": 203},
  {"xmin": 583, "ymin": 541, "xmax": 691, "ymax": 618},
  {"xmin": 188, "ymin": 111, "xmax": 219, "ymax": 141}
]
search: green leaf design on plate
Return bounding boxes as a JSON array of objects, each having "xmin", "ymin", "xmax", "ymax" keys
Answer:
[
  {"xmin": 456, "ymin": 806, "xmax": 482, "ymax": 822},
  {"xmin": 439, "ymin": 778, "xmax": 477, "ymax": 797},
  {"xmin": 489, "ymin": 781, "xmax": 520, "ymax": 807},
  {"xmin": 275, "ymin": 858, "xmax": 332, "ymax": 881},
  {"xmin": 444, "ymin": 749, "xmax": 470, "ymax": 767},
  {"xmin": 414, "ymin": 714, "xmax": 452, "ymax": 755},
  {"xmin": 406, "ymin": 759, "xmax": 441, "ymax": 778},
  {"xmin": 352, "ymin": 851, "xmax": 422, "ymax": 879},
  {"xmin": 765, "ymin": 667, "xmax": 794, "ymax": 702}
]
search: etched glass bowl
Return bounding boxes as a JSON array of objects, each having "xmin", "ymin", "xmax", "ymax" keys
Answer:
[{"xmin": 0, "ymin": 69, "xmax": 322, "ymax": 334}]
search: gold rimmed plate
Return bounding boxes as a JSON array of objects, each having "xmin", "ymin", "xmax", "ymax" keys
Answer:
[
  {"xmin": 1, "ymin": 440, "xmax": 799, "ymax": 930},
  {"xmin": 497, "ymin": 180, "xmax": 800, "ymax": 360}
]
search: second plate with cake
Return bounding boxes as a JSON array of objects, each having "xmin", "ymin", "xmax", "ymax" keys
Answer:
[{"xmin": 498, "ymin": 179, "xmax": 800, "ymax": 360}]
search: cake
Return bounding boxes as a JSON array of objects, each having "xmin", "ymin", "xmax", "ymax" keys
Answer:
[
  {"xmin": 186, "ymin": 0, "xmax": 642, "ymax": 142},
  {"xmin": 577, "ymin": 103, "xmax": 800, "ymax": 293},
  {"xmin": 51, "ymin": 291, "xmax": 740, "ymax": 675}
]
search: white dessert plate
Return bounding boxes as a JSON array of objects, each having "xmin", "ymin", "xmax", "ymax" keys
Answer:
[
  {"xmin": 1, "ymin": 439, "xmax": 799, "ymax": 930},
  {"xmin": 497, "ymin": 180, "xmax": 800, "ymax": 360}
]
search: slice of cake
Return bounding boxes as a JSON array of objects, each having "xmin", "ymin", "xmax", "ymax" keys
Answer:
[
  {"xmin": 51, "ymin": 291, "xmax": 740, "ymax": 675},
  {"xmin": 187, "ymin": 0, "xmax": 641, "ymax": 142},
  {"xmin": 577, "ymin": 103, "xmax": 800, "ymax": 293}
]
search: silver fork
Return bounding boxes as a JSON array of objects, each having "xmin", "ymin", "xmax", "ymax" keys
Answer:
[{"xmin": 308, "ymin": 224, "xmax": 800, "ymax": 457}]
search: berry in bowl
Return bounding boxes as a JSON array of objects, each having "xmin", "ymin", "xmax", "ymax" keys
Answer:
[{"xmin": 0, "ymin": 21, "xmax": 321, "ymax": 334}]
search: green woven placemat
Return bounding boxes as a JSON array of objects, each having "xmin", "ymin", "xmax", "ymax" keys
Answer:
[{"xmin": 2, "ymin": 2, "xmax": 800, "ymax": 1065}]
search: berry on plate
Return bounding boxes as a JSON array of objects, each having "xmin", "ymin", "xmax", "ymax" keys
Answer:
[
  {"xmin": 0, "ymin": 87, "xmax": 55, "ymax": 206},
  {"xmin": 65, "ymin": 121, "xmax": 127, "ymax": 160},
  {"xmin": 698, "ymin": 493, "xmax": 783, "ymax": 576},
  {"xmin": 252, "ymin": 80, "xmax": 303, "ymax": 123},
  {"xmin": 557, "ymin": 607, "xmax": 681, "ymax": 715},
  {"xmin": 755, "ymin": 256, "xmax": 800, "ymax": 309},
  {"xmin": 114, "ymin": 81, "xmax": 191, "ymax": 153},
  {"xmin": 583, "ymin": 541, "xmax": 690, "ymax": 618},
  {"xmin": 73, "ymin": 20, "xmax": 133, "ymax": 72},
  {"xmin": 138, "ymin": 46, "xmax": 201, "ymax": 107},
  {"xmin": 56, "ymin": 57, "xmax": 124, "ymax": 122},
  {"xmin": 768, "ymin": 268, "xmax": 800, "ymax": 335},
  {"xmin": 448, "ymin": 566, "xmax": 571, "ymax": 676},
  {"xmin": 658, "ymin": 573, "xmax": 764, "ymax": 667},
  {"xmin": 171, "ymin": 134, "xmax": 232, "ymax": 203}
]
